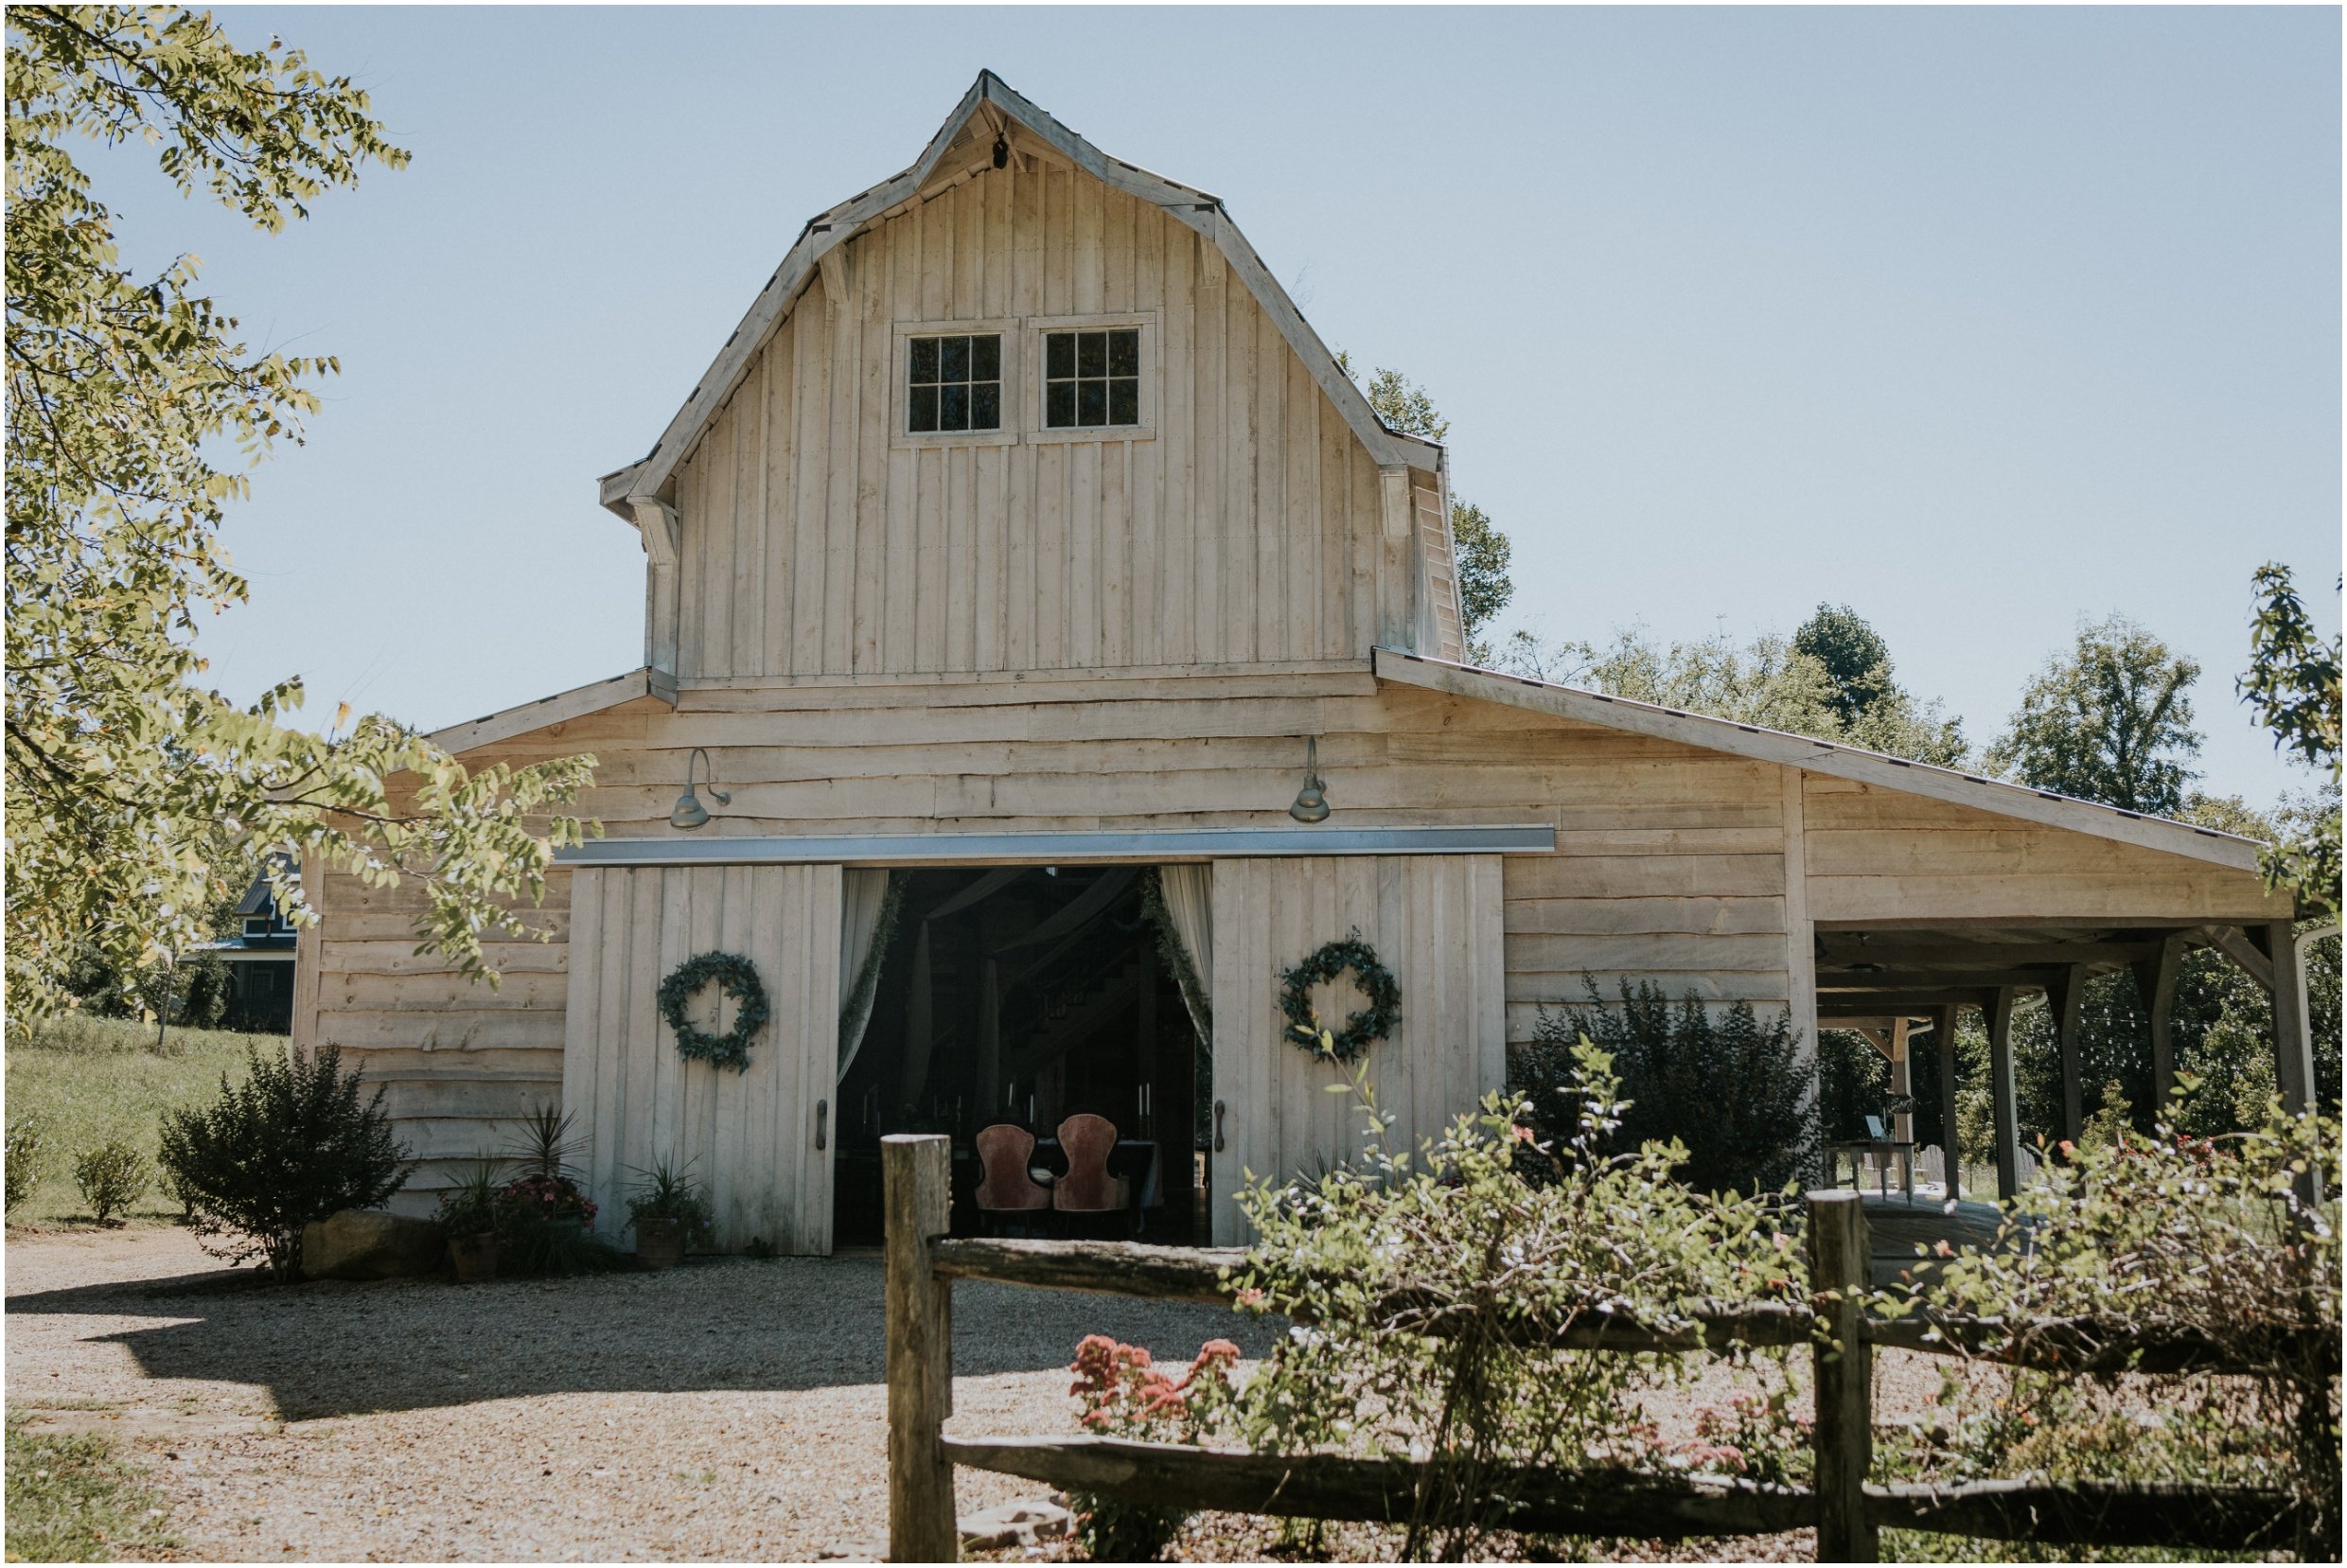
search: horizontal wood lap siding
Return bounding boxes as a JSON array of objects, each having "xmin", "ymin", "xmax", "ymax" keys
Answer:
[
  {"xmin": 1801, "ymin": 778, "xmax": 2292, "ymax": 924},
  {"xmin": 669, "ymin": 164, "xmax": 1404, "ymax": 679},
  {"xmin": 1209, "ymin": 854, "xmax": 1506, "ymax": 1246},
  {"xmin": 1499, "ymin": 733, "xmax": 1794, "ymax": 1039},
  {"xmin": 562, "ymin": 864, "xmax": 841, "ymax": 1254},
  {"xmin": 308, "ymin": 866, "xmax": 573, "ymax": 1208}
]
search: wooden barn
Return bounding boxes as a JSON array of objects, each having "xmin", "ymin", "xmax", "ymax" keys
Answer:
[{"xmin": 292, "ymin": 74, "xmax": 2307, "ymax": 1251}]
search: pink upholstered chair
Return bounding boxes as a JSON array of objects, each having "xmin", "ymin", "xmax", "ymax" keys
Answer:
[
  {"xmin": 1052, "ymin": 1114, "xmax": 1130, "ymax": 1214},
  {"xmin": 974, "ymin": 1124, "xmax": 1052, "ymax": 1222}
]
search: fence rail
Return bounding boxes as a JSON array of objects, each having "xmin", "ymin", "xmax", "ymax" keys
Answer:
[{"xmin": 884, "ymin": 1135, "xmax": 2321, "ymax": 1561}]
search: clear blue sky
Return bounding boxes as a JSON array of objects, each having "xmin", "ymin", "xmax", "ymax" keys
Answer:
[{"xmin": 125, "ymin": 5, "xmax": 2339, "ymax": 809}]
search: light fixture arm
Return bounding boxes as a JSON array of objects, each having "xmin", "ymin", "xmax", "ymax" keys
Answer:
[
  {"xmin": 1288, "ymin": 735, "xmax": 1331, "ymax": 823},
  {"xmin": 684, "ymin": 748, "xmax": 732, "ymax": 807}
]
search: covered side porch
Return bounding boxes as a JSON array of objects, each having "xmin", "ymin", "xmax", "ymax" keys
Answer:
[{"xmin": 1814, "ymin": 916, "xmax": 2319, "ymax": 1202}]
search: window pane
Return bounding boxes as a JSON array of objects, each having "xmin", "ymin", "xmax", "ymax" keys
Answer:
[
  {"xmin": 1047, "ymin": 331, "xmax": 1074, "ymax": 379},
  {"xmin": 1107, "ymin": 329, "xmax": 1138, "ymax": 378},
  {"xmin": 971, "ymin": 334, "xmax": 999, "ymax": 381},
  {"xmin": 909, "ymin": 337, "xmax": 939, "ymax": 384},
  {"xmin": 909, "ymin": 385, "xmax": 939, "ymax": 432},
  {"xmin": 1076, "ymin": 331, "xmax": 1106, "ymax": 378},
  {"xmin": 1078, "ymin": 380, "xmax": 1106, "ymax": 426},
  {"xmin": 1108, "ymin": 379, "xmax": 1138, "ymax": 427},
  {"xmin": 941, "ymin": 383, "xmax": 969, "ymax": 431},
  {"xmin": 971, "ymin": 382, "xmax": 1000, "ymax": 430},
  {"xmin": 941, "ymin": 335, "xmax": 968, "ymax": 382},
  {"xmin": 1047, "ymin": 381, "xmax": 1076, "ymax": 428}
]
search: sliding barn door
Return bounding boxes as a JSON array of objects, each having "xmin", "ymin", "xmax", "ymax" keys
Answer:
[
  {"xmin": 561, "ymin": 863, "xmax": 842, "ymax": 1254},
  {"xmin": 1209, "ymin": 854, "xmax": 1506, "ymax": 1245}
]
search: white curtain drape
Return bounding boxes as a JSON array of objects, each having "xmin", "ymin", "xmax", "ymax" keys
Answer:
[
  {"xmin": 836, "ymin": 869, "xmax": 899, "ymax": 1086},
  {"xmin": 1156, "ymin": 864, "xmax": 1214, "ymax": 1054}
]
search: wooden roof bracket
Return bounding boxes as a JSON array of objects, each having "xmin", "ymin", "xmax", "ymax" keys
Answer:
[{"xmin": 629, "ymin": 497, "xmax": 679, "ymax": 567}]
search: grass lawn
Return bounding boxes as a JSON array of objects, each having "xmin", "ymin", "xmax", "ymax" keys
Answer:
[
  {"xmin": 5, "ymin": 1015, "xmax": 283, "ymax": 1227},
  {"xmin": 3, "ymin": 1412, "xmax": 176, "ymax": 1561}
]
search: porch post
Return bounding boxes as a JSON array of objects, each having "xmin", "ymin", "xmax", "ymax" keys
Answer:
[
  {"xmin": 2132, "ymin": 934, "xmax": 2184, "ymax": 1114},
  {"xmin": 2262, "ymin": 920, "xmax": 2314, "ymax": 1115},
  {"xmin": 1987, "ymin": 987, "xmax": 2020, "ymax": 1201},
  {"xmin": 1887, "ymin": 1018, "xmax": 1912, "ymax": 1146},
  {"xmin": 2048, "ymin": 963, "xmax": 2086, "ymax": 1144},
  {"xmin": 1933, "ymin": 1004, "xmax": 1961, "ymax": 1202}
]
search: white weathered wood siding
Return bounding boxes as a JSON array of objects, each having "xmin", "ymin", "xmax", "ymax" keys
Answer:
[
  {"xmin": 297, "ymin": 676, "xmax": 2282, "ymax": 1215},
  {"xmin": 666, "ymin": 164, "xmax": 1438, "ymax": 680},
  {"xmin": 1209, "ymin": 854, "xmax": 1507, "ymax": 1245},
  {"xmin": 1801, "ymin": 777, "xmax": 2292, "ymax": 925},
  {"xmin": 295, "ymin": 864, "xmax": 574, "ymax": 1213},
  {"xmin": 560, "ymin": 864, "xmax": 840, "ymax": 1253}
]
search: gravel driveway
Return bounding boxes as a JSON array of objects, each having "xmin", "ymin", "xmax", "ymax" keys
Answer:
[{"xmin": 5, "ymin": 1226, "xmax": 1273, "ymax": 1561}]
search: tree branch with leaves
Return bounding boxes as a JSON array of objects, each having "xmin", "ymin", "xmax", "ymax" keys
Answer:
[{"xmin": 5, "ymin": 6, "xmax": 595, "ymax": 1030}]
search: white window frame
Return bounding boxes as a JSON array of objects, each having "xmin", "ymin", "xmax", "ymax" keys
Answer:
[
  {"xmin": 1026, "ymin": 312, "xmax": 1158, "ymax": 444},
  {"xmin": 891, "ymin": 318, "xmax": 1021, "ymax": 449}
]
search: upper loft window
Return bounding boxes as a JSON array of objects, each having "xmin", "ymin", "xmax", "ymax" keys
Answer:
[
  {"xmin": 908, "ymin": 333, "xmax": 1001, "ymax": 432},
  {"xmin": 1043, "ymin": 328, "xmax": 1140, "ymax": 428}
]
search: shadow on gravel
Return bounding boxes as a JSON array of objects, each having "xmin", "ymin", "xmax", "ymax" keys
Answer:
[{"xmin": 6, "ymin": 1255, "xmax": 1278, "ymax": 1421}]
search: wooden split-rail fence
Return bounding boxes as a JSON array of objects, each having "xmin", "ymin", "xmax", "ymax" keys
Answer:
[{"xmin": 880, "ymin": 1134, "xmax": 2326, "ymax": 1562}]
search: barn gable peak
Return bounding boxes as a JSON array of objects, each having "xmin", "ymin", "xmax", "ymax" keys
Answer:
[{"xmin": 596, "ymin": 70, "xmax": 1440, "ymax": 522}]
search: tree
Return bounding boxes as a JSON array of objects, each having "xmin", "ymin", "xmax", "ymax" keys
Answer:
[
  {"xmin": 1495, "ymin": 621, "xmax": 1971, "ymax": 767},
  {"xmin": 1987, "ymin": 615, "xmax": 2200, "ymax": 816},
  {"xmin": 1449, "ymin": 502, "xmax": 1512, "ymax": 657},
  {"xmin": 2237, "ymin": 563, "xmax": 2340, "ymax": 917},
  {"xmin": 1336, "ymin": 354, "xmax": 1516, "ymax": 658},
  {"xmin": 1792, "ymin": 603, "xmax": 1894, "ymax": 730},
  {"xmin": 5, "ymin": 7, "xmax": 595, "ymax": 1031}
]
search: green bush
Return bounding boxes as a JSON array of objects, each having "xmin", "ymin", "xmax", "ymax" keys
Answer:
[
  {"xmin": 1876, "ymin": 1098, "xmax": 2340, "ymax": 1557},
  {"xmin": 1523, "ymin": 978, "xmax": 1818, "ymax": 1193},
  {"xmin": 1225, "ymin": 1048, "xmax": 1807, "ymax": 1559},
  {"xmin": 71, "ymin": 1139, "xmax": 147, "ymax": 1224},
  {"xmin": 6, "ymin": 1116, "xmax": 52, "ymax": 1213},
  {"xmin": 157, "ymin": 1044, "xmax": 412, "ymax": 1279}
]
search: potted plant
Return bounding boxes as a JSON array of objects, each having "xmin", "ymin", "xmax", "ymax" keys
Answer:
[
  {"xmin": 437, "ymin": 1160, "xmax": 505, "ymax": 1283},
  {"xmin": 625, "ymin": 1156, "xmax": 712, "ymax": 1271}
]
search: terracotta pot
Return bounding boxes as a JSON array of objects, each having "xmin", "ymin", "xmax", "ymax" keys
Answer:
[
  {"xmin": 449, "ymin": 1232, "xmax": 502, "ymax": 1283},
  {"xmin": 635, "ymin": 1216, "xmax": 686, "ymax": 1271}
]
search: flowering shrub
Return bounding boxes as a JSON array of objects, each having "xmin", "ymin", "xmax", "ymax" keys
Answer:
[
  {"xmin": 1066, "ymin": 1335, "xmax": 1237, "ymax": 1559},
  {"xmin": 495, "ymin": 1172, "xmax": 596, "ymax": 1229},
  {"xmin": 1657, "ymin": 1390, "xmax": 1811, "ymax": 1489},
  {"xmin": 1875, "ymin": 1092, "xmax": 2340, "ymax": 1558},
  {"xmin": 1220, "ymin": 1041, "xmax": 1806, "ymax": 1559}
]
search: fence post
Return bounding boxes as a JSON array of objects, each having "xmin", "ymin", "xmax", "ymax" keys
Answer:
[
  {"xmin": 885, "ymin": 1134, "xmax": 957, "ymax": 1562},
  {"xmin": 1809, "ymin": 1189, "xmax": 1877, "ymax": 1562}
]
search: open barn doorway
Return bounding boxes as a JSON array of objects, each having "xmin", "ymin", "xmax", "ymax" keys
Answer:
[{"xmin": 830, "ymin": 867, "xmax": 1207, "ymax": 1245}]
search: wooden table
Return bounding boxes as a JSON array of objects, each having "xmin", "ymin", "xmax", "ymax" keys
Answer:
[{"xmin": 1826, "ymin": 1138, "xmax": 1915, "ymax": 1203}]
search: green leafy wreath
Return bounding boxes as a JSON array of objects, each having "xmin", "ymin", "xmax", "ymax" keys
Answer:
[
  {"xmin": 657, "ymin": 952, "xmax": 770, "ymax": 1074},
  {"xmin": 1279, "ymin": 930, "xmax": 1402, "ymax": 1062}
]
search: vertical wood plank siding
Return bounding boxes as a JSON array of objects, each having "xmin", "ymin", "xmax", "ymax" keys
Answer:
[
  {"xmin": 1209, "ymin": 854, "xmax": 1508, "ymax": 1246},
  {"xmin": 559, "ymin": 863, "xmax": 841, "ymax": 1253},
  {"xmin": 670, "ymin": 168, "xmax": 1424, "ymax": 678}
]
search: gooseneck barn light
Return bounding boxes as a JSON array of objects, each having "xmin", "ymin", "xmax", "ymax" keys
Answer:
[
  {"xmin": 1288, "ymin": 736, "xmax": 1330, "ymax": 823},
  {"xmin": 669, "ymin": 748, "xmax": 732, "ymax": 831}
]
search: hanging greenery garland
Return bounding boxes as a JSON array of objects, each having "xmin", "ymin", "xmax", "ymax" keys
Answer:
[
  {"xmin": 658, "ymin": 952, "xmax": 770, "ymax": 1073},
  {"xmin": 1279, "ymin": 930, "xmax": 1401, "ymax": 1063}
]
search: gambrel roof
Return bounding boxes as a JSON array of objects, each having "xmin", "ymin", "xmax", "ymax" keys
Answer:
[{"xmin": 596, "ymin": 70, "xmax": 1442, "ymax": 524}]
